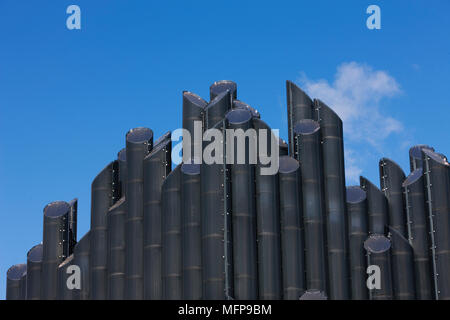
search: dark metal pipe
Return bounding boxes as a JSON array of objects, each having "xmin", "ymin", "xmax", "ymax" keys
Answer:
[
  {"xmin": 364, "ymin": 234, "xmax": 393, "ymax": 300},
  {"xmin": 41, "ymin": 201, "xmax": 71, "ymax": 300},
  {"xmin": 293, "ymin": 119, "xmax": 327, "ymax": 293},
  {"xmin": 409, "ymin": 145, "xmax": 434, "ymax": 172},
  {"xmin": 233, "ymin": 100, "xmax": 260, "ymax": 119},
  {"xmin": 360, "ymin": 176, "xmax": 389, "ymax": 235},
  {"xmin": 278, "ymin": 156, "xmax": 305, "ymax": 300},
  {"xmin": 162, "ymin": 165, "xmax": 182, "ymax": 299},
  {"xmin": 299, "ymin": 290, "xmax": 328, "ymax": 300},
  {"xmin": 68, "ymin": 199, "xmax": 78, "ymax": 255},
  {"xmin": 403, "ymin": 168, "xmax": 433, "ymax": 299},
  {"xmin": 20, "ymin": 270, "xmax": 27, "ymax": 299},
  {"xmin": 183, "ymin": 91, "xmax": 207, "ymax": 162},
  {"xmin": 227, "ymin": 109, "xmax": 258, "ymax": 300},
  {"xmin": 204, "ymin": 90, "xmax": 232, "ymax": 130},
  {"xmin": 279, "ymin": 138, "xmax": 288, "ymax": 156},
  {"xmin": 72, "ymin": 232, "xmax": 90, "ymax": 300},
  {"xmin": 143, "ymin": 134, "xmax": 171, "ymax": 299},
  {"xmin": 346, "ymin": 186, "xmax": 369, "ymax": 300},
  {"xmin": 107, "ymin": 197, "xmax": 126, "ymax": 300},
  {"xmin": 26, "ymin": 243, "xmax": 43, "ymax": 300},
  {"xmin": 6, "ymin": 264, "xmax": 27, "ymax": 300},
  {"xmin": 286, "ymin": 80, "xmax": 313, "ymax": 156},
  {"xmin": 210, "ymin": 80, "xmax": 237, "ymax": 101},
  {"xmin": 422, "ymin": 149, "xmax": 450, "ymax": 299},
  {"xmin": 118, "ymin": 148, "xmax": 127, "ymax": 198},
  {"xmin": 57, "ymin": 254, "xmax": 74, "ymax": 300},
  {"xmin": 181, "ymin": 162, "xmax": 202, "ymax": 300},
  {"xmin": 125, "ymin": 127, "xmax": 153, "ymax": 299},
  {"xmin": 314, "ymin": 99, "xmax": 349, "ymax": 299}
]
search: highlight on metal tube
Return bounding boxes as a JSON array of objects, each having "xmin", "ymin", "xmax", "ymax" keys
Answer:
[
  {"xmin": 68, "ymin": 198, "xmax": 78, "ymax": 255},
  {"xmin": 107, "ymin": 197, "xmax": 126, "ymax": 300},
  {"xmin": 6, "ymin": 263, "xmax": 27, "ymax": 300},
  {"xmin": 286, "ymin": 80, "xmax": 313, "ymax": 156},
  {"xmin": 181, "ymin": 162, "xmax": 202, "ymax": 300},
  {"xmin": 26, "ymin": 243, "xmax": 43, "ymax": 300},
  {"xmin": 364, "ymin": 234, "xmax": 393, "ymax": 300},
  {"xmin": 299, "ymin": 290, "xmax": 328, "ymax": 300},
  {"xmin": 162, "ymin": 165, "xmax": 182, "ymax": 299},
  {"xmin": 314, "ymin": 99, "xmax": 349, "ymax": 300},
  {"xmin": 72, "ymin": 232, "xmax": 90, "ymax": 300},
  {"xmin": 422, "ymin": 149, "xmax": 450, "ymax": 299},
  {"xmin": 41, "ymin": 200, "xmax": 71, "ymax": 300},
  {"xmin": 278, "ymin": 156, "xmax": 305, "ymax": 300},
  {"xmin": 204, "ymin": 90, "xmax": 232, "ymax": 130},
  {"xmin": 346, "ymin": 186, "xmax": 369, "ymax": 300},
  {"xmin": 409, "ymin": 144, "xmax": 434, "ymax": 172},
  {"xmin": 360, "ymin": 176, "xmax": 389, "ymax": 235},
  {"xmin": 226, "ymin": 109, "xmax": 258, "ymax": 299},
  {"xmin": 210, "ymin": 80, "xmax": 237, "ymax": 100},
  {"xmin": 387, "ymin": 226, "xmax": 416, "ymax": 300},
  {"xmin": 90, "ymin": 161, "xmax": 117, "ymax": 299},
  {"xmin": 143, "ymin": 134, "xmax": 171, "ymax": 299},
  {"xmin": 125, "ymin": 127, "xmax": 153, "ymax": 300},
  {"xmin": 233, "ymin": 100, "xmax": 260, "ymax": 119},
  {"xmin": 403, "ymin": 168, "xmax": 433, "ymax": 299},
  {"xmin": 20, "ymin": 270, "xmax": 27, "ymax": 299},
  {"xmin": 57, "ymin": 254, "xmax": 74, "ymax": 300},
  {"xmin": 118, "ymin": 148, "xmax": 127, "ymax": 198},
  {"xmin": 293, "ymin": 119, "xmax": 327, "ymax": 293},
  {"xmin": 183, "ymin": 91, "xmax": 207, "ymax": 161}
]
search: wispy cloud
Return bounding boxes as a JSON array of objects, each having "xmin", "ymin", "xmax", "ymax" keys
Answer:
[{"xmin": 298, "ymin": 62, "xmax": 403, "ymax": 183}]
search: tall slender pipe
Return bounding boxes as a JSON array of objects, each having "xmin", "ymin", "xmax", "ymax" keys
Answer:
[
  {"xmin": 364, "ymin": 234, "xmax": 393, "ymax": 300},
  {"xmin": 314, "ymin": 99, "xmax": 349, "ymax": 299},
  {"xmin": 278, "ymin": 156, "xmax": 305, "ymax": 300},
  {"xmin": 90, "ymin": 161, "xmax": 116, "ymax": 299},
  {"xmin": 253, "ymin": 118, "xmax": 282, "ymax": 300},
  {"xmin": 72, "ymin": 232, "xmax": 90, "ymax": 300},
  {"xmin": 360, "ymin": 176, "xmax": 388, "ymax": 235},
  {"xmin": 183, "ymin": 91, "xmax": 207, "ymax": 162},
  {"xmin": 118, "ymin": 148, "xmax": 127, "ymax": 198},
  {"xmin": 41, "ymin": 201, "xmax": 71, "ymax": 300},
  {"xmin": 346, "ymin": 186, "xmax": 369, "ymax": 300},
  {"xmin": 162, "ymin": 165, "xmax": 182, "ymax": 299},
  {"xmin": 422, "ymin": 149, "xmax": 450, "ymax": 299},
  {"xmin": 293, "ymin": 119, "xmax": 327, "ymax": 293},
  {"xmin": 204, "ymin": 90, "xmax": 232, "ymax": 130},
  {"xmin": 125, "ymin": 127, "xmax": 153, "ymax": 299},
  {"xmin": 409, "ymin": 145, "xmax": 434, "ymax": 172},
  {"xmin": 143, "ymin": 134, "xmax": 171, "ymax": 299},
  {"xmin": 68, "ymin": 198, "xmax": 78, "ymax": 255},
  {"xmin": 286, "ymin": 81, "xmax": 313, "ymax": 156},
  {"xmin": 26, "ymin": 243, "xmax": 43, "ymax": 300},
  {"xmin": 57, "ymin": 254, "xmax": 74, "ymax": 300},
  {"xmin": 403, "ymin": 168, "xmax": 433, "ymax": 299},
  {"xmin": 6, "ymin": 264, "xmax": 27, "ymax": 300},
  {"xmin": 181, "ymin": 162, "xmax": 202, "ymax": 300},
  {"xmin": 227, "ymin": 109, "xmax": 258, "ymax": 299},
  {"xmin": 210, "ymin": 80, "xmax": 237, "ymax": 100}
]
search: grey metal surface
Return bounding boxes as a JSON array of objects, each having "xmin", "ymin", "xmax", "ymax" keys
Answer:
[
  {"xmin": 90, "ymin": 161, "xmax": 116, "ymax": 299},
  {"xmin": 162, "ymin": 165, "xmax": 182, "ymax": 299},
  {"xmin": 364, "ymin": 234, "xmax": 393, "ymax": 300},
  {"xmin": 299, "ymin": 290, "xmax": 328, "ymax": 300},
  {"xmin": 422, "ymin": 149, "xmax": 450, "ymax": 299},
  {"xmin": 183, "ymin": 91, "xmax": 207, "ymax": 161},
  {"xmin": 210, "ymin": 80, "xmax": 237, "ymax": 100},
  {"xmin": 346, "ymin": 186, "xmax": 369, "ymax": 300},
  {"xmin": 278, "ymin": 138, "xmax": 288, "ymax": 156},
  {"xmin": 403, "ymin": 168, "xmax": 433, "ymax": 299},
  {"xmin": 286, "ymin": 81, "xmax": 313, "ymax": 156},
  {"xmin": 315, "ymin": 99, "xmax": 349, "ymax": 300},
  {"xmin": 278, "ymin": 156, "xmax": 305, "ymax": 300},
  {"xmin": 68, "ymin": 198, "xmax": 78, "ymax": 255},
  {"xmin": 204, "ymin": 90, "xmax": 232, "ymax": 130},
  {"xmin": 293, "ymin": 119, "xmax": 328, "ymax": 293},
  {"xmin": 118, "ymin": 148, "xmax": 127, "ymax": 198},
  {"xmin": 409, "ymin": 145, "xmax": 434, "ymax": 172},
  {"xmin": 26, "ymin": 243, "xmax": 43, "ymax": 300},
  {"xmin": 125, "ymin": 127, "xmax": 153, "ymax": 299},
  {"xmin": 143, "ymin": 133, "xmax": 171, "ymax": 300},
  {"xmin": 42, "ymin": 201, "xmax": 70, "ymax": 300},
  {"xmin": 6, "ymin": 264, "xmax": 27, "ymax": 300},
  {"xmin": 57, "ymin": 254, "xmax": 74, "ymax": 300},
  {"xmin": 107, "ymin": 198, "xmax": 126, "ymax": 300},
  {"xmin": 360, "ymin": 176, "xmax": 389, "ymax": 235},
  {"xmin": 72, "ymin": 232, "xmax": 90, "ymax": 300},
  {"xmin": 181, "ymin": 162, "xmax": 202, "ymax": 300},
  {"xmin": 227, "ymin": 109, "xmax": 258, "ymax": 300},
  {"xmin": 233, "ymin": 100, "xmax": 260, "ymax": 119}
]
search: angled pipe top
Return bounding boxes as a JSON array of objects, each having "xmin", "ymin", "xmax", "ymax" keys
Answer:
[
  {"xmin": 181, "ymin": 162, "xmax": 200, "ymax": 175},
  {"xmin": 286, "ymin": 80, "xmax": 313, "ymax": 108},
  {"xmin": 314, "ymin": 98, "xmax": 342, "ymax": 124},
  {"xmin": 225, "ymin": 108, "xmax": 252, "ymax": 125},
  {"xmin": 27, "ymin": 243, "xmax": 43, "ymax": 263},
  {"xmin": 210, "ymin": 80, "xmax": 237, "ymax": 100},
  {"xmin": 233, "ymin": 100, "xmax": 260, "ymax": 118},
  {"xmin": 183, "ymin": 91, "xmax": 208, "ymax": 109},
  {"xmin": 346, "ymin": 186, "xmax": 367, "ymax": 204},
  {"xmin": 278, "ymin": 156, "xmax": 299, "ymax": 174},
  {"xmin": 364, "ymin": 234, "xmax": 391, "ymax": 253},
  {"xmin": 423, "ymin": 148, "xmax": 449, "ymax": 166},
  {"xmin": 44, "ymin": 201, "xmax": 70, "ymax": 218},
  {"xmin": 402, "ymin": 168, "xmax": 423, "ymax": 187},
  {"xmin": 118, "ymin": 148, "xmax": 126, "ymax": 162},
  {"xmin": 293, "ymin": 119, "xmax": 320, "ymax": 135},
  {"xmin": 409, "ymin": 144, "xmax": 434, "ymax": 160},
  {"xmin": 7, "ymin": 264, "xmax": 27, "ymax": 281},
  {"xmin": 126, "ymin": 127, "xmax": 153, "ymax": 144}
]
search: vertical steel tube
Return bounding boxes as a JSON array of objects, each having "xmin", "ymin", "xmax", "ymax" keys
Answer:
[
  {"xmin": 204, "ymin": 90, "xmax": 232, "ymax": 130},
  {"xmin": 422, "ymin": 149, "xmax": 450, "ymax": 299},
  {"xmin": 41, "ymin": 201, "xmax": 70, "ymax": 300},
  {"xmin": 364, "ymin": 235, "xmax": 393, "ymax": 300},
  {"xmin": 315, "ymin": 99, "xmax": 349, "ymax": 299},
  {"xmin": 227, "ymin": 109, "xmax": 258, "ymax": 300},
  {"xmin": 286, "ymin": 81, "xmax": 313, "ymax": 155},
  {"xmin": 278, "ymin": 156, "xmax": 305, "ymax": 300},
  {"xmin": 143, "ymin": 135, "xmax": 171, "ymax": 299},
  {"xmin": 68, "ymin": 199, "xmax": 78, "ymax": 255},
  {"xmin": 279, "ymin": 138, "xmax": 288, "ymax": 156},
  {"xmin": 346, "ymin": 186, "xmax": 369, "ymax": 300},
  {"xmin": 6, "ymin": 264, "xmax": 27, "ymax": 300},
  {"xmin": 118, "ymin": 148, "xmax": 127, "ymax": 198},
  {"xmin": 162, "ymin": 165, "xmax": 182, "ymax": 299},
  {"xmin": 107, "ymin": 198, "xmax": 126, "ymax": 300},
  {"xmin": 210, "ymin": 80, "xmax": 237, "ymax": 100},
  {"xmin": 253, "ymin": 118, "xmax": 282, "ymax": 300},
  {"xmin": 409, "ymin": 145, "xmax": 434, "ymax": 172},
  {"xmin": 90, "ymin": 161, "xmax": 116, "ymax": 300},
  {"xmin": 20, "ymin": 270, "xmax": 27, "ymax": 299},
  {"xmin": 181, "ymin": 163, "xmax": 202, "ymax": 300},
  {"xmin": 57, "ymin": 255, "xmax": 74, "ymax": 300},
  {"xmin": 26, "ymin": 243, "xmax": 43, "ymax": 300},
  {"xmin": 403, "ymin": 168, "xmax": 433, "ymax": 299},
  {"xmin": 125, "ymin": 127, "xmax": 153, "ymax": 299},
  {"xmin": 183, "ymin": 91, "xmax": 207, "ymax": 161},
  {"xmin": 360, "ymin": 176, "xmax": 389, "ymax": 235},
  {"xmin": 387, "ymin": 226, "xmax": 416, "ymax": 299},
  {"xmin": 72, "ymin": 232, "xmax": 90, "ymax": 300},
  {"xmin": 293, "ymin": 119, "xmax": 327, "ymax": 293}
]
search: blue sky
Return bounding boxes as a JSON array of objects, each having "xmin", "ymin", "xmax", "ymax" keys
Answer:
[{"xmin": 0, "ymin": 1, "xmax": 449, "ymax": 298}]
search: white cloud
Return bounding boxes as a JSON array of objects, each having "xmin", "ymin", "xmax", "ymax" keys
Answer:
[{"xmin": 298, "ymin": 62, "xmax": 403, "ymax": 183}]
